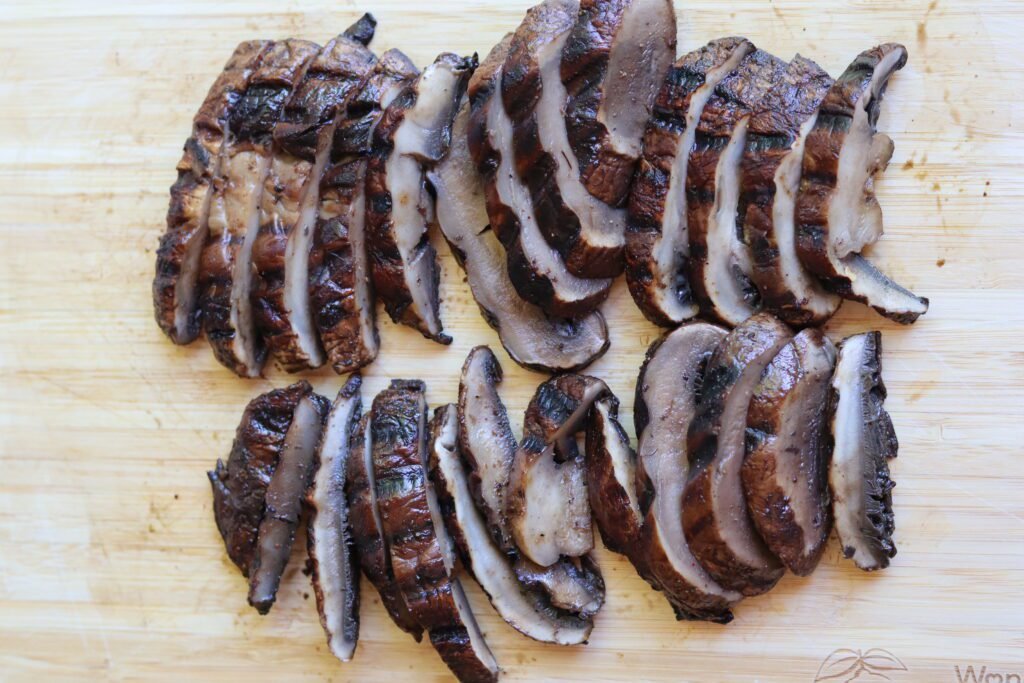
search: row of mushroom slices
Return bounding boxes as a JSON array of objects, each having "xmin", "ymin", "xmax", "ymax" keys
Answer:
[
  {"xmin": 585, "ymin": 316, "xmax": 898, "ymax": 627},
  {"xmin": 208, "ymin": 320, "xmax": 898, "ymax": 681},
  {"xmin": 154, "ymin": 0, "xmax": 928, "ymax": 382}
]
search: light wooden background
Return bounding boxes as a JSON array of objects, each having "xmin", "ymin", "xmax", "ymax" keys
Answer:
[{"xmin": 1, "ymin": 1, "xmax": 1022, "ymax": 681}]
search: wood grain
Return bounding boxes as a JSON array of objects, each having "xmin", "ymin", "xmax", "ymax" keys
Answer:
[{"xmin": 1, "ymin": 1, "xmax": 1022, "ymax": 681}]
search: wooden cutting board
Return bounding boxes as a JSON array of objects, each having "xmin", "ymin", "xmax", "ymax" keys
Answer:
[{"xmin": 2, "ymin": 1, "xmax": 1021, "ymax": 680}]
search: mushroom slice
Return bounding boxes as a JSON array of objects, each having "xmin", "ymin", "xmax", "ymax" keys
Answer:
[
  {"xmin": 372, "ymin": 382, "xmax": 499, "ymax": 682},
  {"xmin": 306, "ymin": 374, "xmax": 363, "ymax": 662},
  {"xmin": 429, "ymin": 403, "xmax": 594, "ymax": 645},
  {"xmin": 366, "ymin": 53, "xmax": 476, "ymax": 344},
  {"xmin": 155, "ymin": 40, "xmax": 271, "ymax": 346},
  {"xmin": 796, "ymin": 45, "xmax": 928, "ymax": 324},
  {"xmin": 502, "ymin": 0, "xmax": 625, "ymax": 278},
  {"xmin": 470, "ymin": 31, "xmax": 611, "ymax": 318},
  {"xmin": 741, "ymin": 56, "xmax": 841, "ymax": 327},
  {"xmin": 742, "ymin": 328, "xmax": 836, "ymax": 576},
  {"xmin": 345, "ymin": 413, "xmax": 423, "ymax": 640},
  {"xmin": 311, "ymin": 49, "xmax": 420, "ymax": 373},
  {"xmin": 508, "ymin": 374, "xmax": 607, "ymax": 566},
  {"xmin": 626, "ymin": 38, "xmax": 753, "ymax": 327},
  {"xmin": 634, "ymin": 323, "xmax": 740, "ymax": 622},
  {"xmin": 829, "ymin": 331, "xmax": 898, "ymax": 571},
  {"xmin": 248, "ymin": 391, "xmax": 330, "ymax": 614},
  {"xmin": 686, "ymin": 49, "xmax": 787, "ymax": 326},
  {"xmin": 682, "ymin": 313, "xmax": 791, "ymax": 596},
  {"xmin": 585, "ymin": 395, "xmax": 641, "ymax": 557},
  {"xmin": 251, "ymin": 35, "xmax": 377, "ymax": 372},
  {"xmin": 433, "ymin": 96, "xmax": 609, "ymax": 373},
  {"xmin": 208, "ymin": 381, "xmax": 313, "ymax": 577},
  {"xmin": 457, "ymin": 347, "xmax": 606, "ymax": 615},
  {"xmin": 561, "ymin": 0, "xmax": 677, "ymax": 207}
]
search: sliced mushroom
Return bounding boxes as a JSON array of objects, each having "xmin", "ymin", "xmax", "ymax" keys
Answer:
[
  {"xmin": 626, "ymin": 38, "xmax": 753, "ymax": 327},
  {"xmin": 372, "ymin": 382, "xmax": 499, "ymax": 682},
  {"xmin": 311, "ymin": 49, "xmax": 420, "ymax": 373},
  {"xmin": 829, "ymin": 331, "xmax": 898, "ymax": 571},
  {"xmin": 634, "ymin": 323, "xmax": 740, "ymax": 622},
  {"xmin": 306, "ymin": 374, "xmax": 363, "ymax": 661},
  {"xmin": 469, "ymin": 31, "xmax": 611, "ymax": 318},
  {"xmin": 200, "ymin": 40, "xmax": 321, "ymax": 376},
  {"xmin": 686, "ymin": 49, "xmax": 787, "ymax": 326},
  {"xmin": 585, "ymin": 395, "xmax": 642, "ymax": 557},
  {"xmin": 502, "ymin": 0, "xmax": 626, "ymax": 278},
  {"xmin": 683, "ymin": 313, "xmax": 791, "ymax": 596},
  {"xmin": 458, "ymin": 347, "xmax": 606, "ymax": 615},
  {"xmin": 433, "ymin": 94, "xmax": 609, "ymax": 371},
  {"xmin": 429, "ymin": 403, "xmax": 594, "ymax": 645},
  {"xmin": 155, "ymin": 40, "xmax": 270, "ymax": 346},
  {"xmin": 796, "ymin": 44, "xmax": 928, "ymax": 324},
  {"xmin": 345, "ymin": 413, "xmax": 423, "ymax": 640},
  {"xmin": 508, "ymin": 374, "xmax": 606, "ymax": 566},
  {"xmin": 251, "ymin": 36, "xmax": 377, "ymax": 372},
  {"xmin": 249, "ymin": 391, "xmax": 329, "ymax": 614},
  {"xmin": 209, "ymin": 381, "xmax": 313, "ymax": 577},
  {"xmin": 740, "ymin": 56, "xmax": 841, "ymax": 327},
  {"xmin": 561, "ymin": 0, "xmax": 677, "ymax": 206},
  {"xmin": 742, "ymin": 328, "xmax": 836, "ymax": 576},
  {"xmin": 366, "ymin": 53, "xmax": 476, "ymax": 344}
]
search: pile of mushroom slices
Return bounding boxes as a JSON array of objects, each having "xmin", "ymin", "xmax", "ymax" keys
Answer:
[
  {"xmin": 585, "ymin": 316, "xmax": 899, "ymax": 625},
  {"xmin": 209, "ymin": 348, "xmax": 620, "ymax": 682},
  {"xmin": 155, "ymin": 0, "xmax": 928, "ymax": 384}
]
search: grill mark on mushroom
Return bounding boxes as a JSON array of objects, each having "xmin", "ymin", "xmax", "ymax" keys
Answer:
[
  {"xmin": 683, "ymin": 313, "xmax": 791, "ymax": 596},
  {"xmin": 560, "ymin": 0, "xmax": 677, "ymax": 207},
  {"xmin": 345, "ymin": 412, "xmax": 424, "ymax": 640},
  {"xmin": 740, "ymin": 56, "xmax": 841, "ymax": 327},
  {"xmin": 251, "ymin": 35, "xmax": 377, "ymax": 372},
  {"xmin": 310, "ymin": 49, "xmax": 420, "ymax": 373},
  {"xmin": 372, "ymin": 382, "xmax": 499, "ymax": 681},
  {"xmin": 470, "ymin": 30, "xmax": 611, "ymax": 317},
  {"xmin": 626, "ymin": 38, "xmax": 753, "ymax": 327},
  {"xmin": 585, "ymin": 395, "xmax": 642, "ymax": 557},
  {"xmin": 795, "ymin": 44, "xmax": 928, "ymax": 324},
  {"xmin": 434, "ymin": 89, "xmax": 610, "ymax": 372},
  {"xmin": 155, "ymin": 41, "xmax": 272, "ymax": 346},
  {"xmin": 634, "ymin": 323, "xmax": 741, "ymax": 622},
  {"xmin": 306, "ymin": 374, "xmax": 363, "ymax": 662},
  {"xmin": 686, "ymin": 49, "xmax": 788, "ymax": 326},
  {"xmin": 209, "ymin": 381, "xmax": 313, "ymax": 578},
  {"xmin": 829, "ymin": 331, "xmax": 898, "ymax": 571},
  {"xmin": 742, "ymin": 328, "xmax": 836, "ymax": 575},
  {"xmin": 366, "ymin": 53, "xmax": 476, "ymax": 344},
  {"xmin": 429, "ymin": 403, "xmax": 594, "ymax": 645},
  {"xmin": 502, "ymin": 0, "xmax": 627, "ymax": 278}
]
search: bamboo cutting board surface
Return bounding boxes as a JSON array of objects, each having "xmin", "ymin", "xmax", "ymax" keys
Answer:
[{"xmin": 2, "ymin": 1, "xmax": 1022, "ymax": 680}]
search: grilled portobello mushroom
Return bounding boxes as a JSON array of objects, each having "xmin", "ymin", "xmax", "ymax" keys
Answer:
[
  {"xmin": 682, "ymin": 313, "xmax": 791, "ymax": 596},
  {"xmin": 626, "ymin": 38, "xmax": 753, "ymax": 327},
  {"xmin": 155, "ymin": 40, "xmax": 271, "ymax": 346},
  {"xmin": 634, "ymin": 323, "xmax": 740, "ymax": 622},
  {"xmin": 366, "ymin": 53, "xmax": 476, "ymax": 343},
  {"xmin": 433, "ymin": 88, "xmax": 609, "ymax": 372},
  {"xmin": 372, "ymin": 381, "xmax": 499, "ymax": 682},
  {"xmin": 306, "ymin": 374, "xmax": 363, "ymax": 661},
  {"xmin": 740, "ymin": 56, "xmax": 841, "ymax": 327},
  {"xmin": 829, "ymin": 331, "xmax": 899, "ymax": 571},
  {"xmin": 742, "ymin": 328, "xmax": 836, "ymax": 575},
  {"xmin": 795, "ymin": 44, "xmax": 928, "ymax": 324},
  {"xmin": 310, "ymin": 48, "xmax": 420, "ymax": 373}
]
